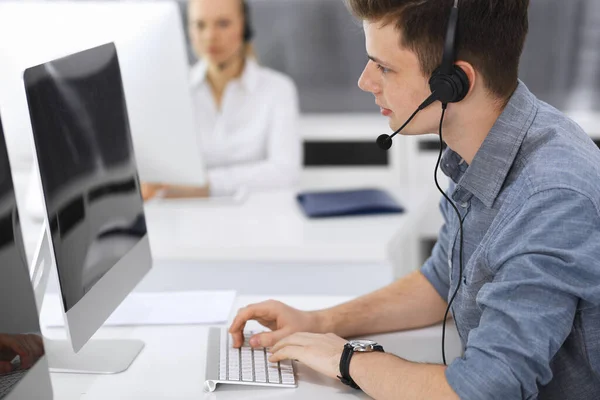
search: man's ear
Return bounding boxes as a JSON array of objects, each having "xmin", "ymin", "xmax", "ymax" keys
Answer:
[{"xmin": 455, "ymin": 61, "xmax": 476, "ymax": 97}]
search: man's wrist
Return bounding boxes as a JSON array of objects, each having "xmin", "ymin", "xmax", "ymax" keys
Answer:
[{"xmin": 311, "ymin": 309, "xmax": 337, "ymax": 334}]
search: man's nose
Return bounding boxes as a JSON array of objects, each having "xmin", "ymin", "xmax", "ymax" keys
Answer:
[{"xmin": 358, "ymin": 61, "xmax": 381, "ymax": 94}]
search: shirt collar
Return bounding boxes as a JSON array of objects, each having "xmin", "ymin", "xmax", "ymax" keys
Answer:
[
  {"xmin": 441, "ymin": 80, "xmax": 539, "ymax": 208},
  {"xmin": 190, "ymin": 58, "xmax": 260, "ymax": 92}
]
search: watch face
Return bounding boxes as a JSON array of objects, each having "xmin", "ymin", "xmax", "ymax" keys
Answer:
[{"xmin": 349, "ymin": 340, "xmax": 378, "ymax": 352}]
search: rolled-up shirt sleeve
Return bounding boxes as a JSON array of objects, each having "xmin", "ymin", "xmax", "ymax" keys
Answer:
[{"xmin": 445, "ymin": 189, "xmax": 600, "ymax": 399}]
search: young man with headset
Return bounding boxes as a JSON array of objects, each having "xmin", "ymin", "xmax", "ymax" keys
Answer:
[{"xmin": 229, "ymin": 0, "xmax": 600, "ymax": 398}]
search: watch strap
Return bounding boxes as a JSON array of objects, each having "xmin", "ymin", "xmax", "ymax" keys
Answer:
[
  {"xmin": 338, "ymin": 343, "xmax": 385, "ymax": 390},
  {"xmin": 338, "ymin": 344, "xmax": 360, "ymax": 389}
]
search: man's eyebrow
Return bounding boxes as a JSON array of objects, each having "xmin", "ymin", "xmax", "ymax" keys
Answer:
[{"xmin": 367, "ymin": 54, "xmax": 393, "ymax": 67}]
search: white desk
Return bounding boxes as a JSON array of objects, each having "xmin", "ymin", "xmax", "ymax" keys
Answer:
[
  {"xmin": 48, "ymin": 295, "xmax": 463, "ymax": 400},
  {"xmin": 25, "ymin": 187, "xmax": 427, "ymax": 296},
  {"xmin": 143, "ymin": 188, "xmax": 426, "ymax": 264}
]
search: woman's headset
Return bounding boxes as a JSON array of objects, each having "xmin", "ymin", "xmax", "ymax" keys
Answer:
[{"xmin": 242, "ymin": 0, "xmax": 254, "ymax": 42}]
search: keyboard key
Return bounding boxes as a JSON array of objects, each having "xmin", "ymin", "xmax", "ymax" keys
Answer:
[
  {"xmin": 255, "ymin": 350, "xmax": 266, "ymax": 361},
  {"xmin": 228, "ymin": 366, "xmax": 240, "ymax": 376},
  {"xmin": 267, "ymin": 368, "xmax": 280, "ymax": 383},
  {"xmin": 242, "ymin": 372, "xmax": 253, "ymax": 381}
]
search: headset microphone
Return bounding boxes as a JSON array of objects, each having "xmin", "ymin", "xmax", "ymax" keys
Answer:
[{"xmin": 376, "ymin": 91, "xmax": 438, "ymax": 150}]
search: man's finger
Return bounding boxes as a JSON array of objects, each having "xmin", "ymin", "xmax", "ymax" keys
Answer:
[
  {"xmin": 229, "ymin": 306, "xmax": 263, "ymax": 347},
  {"xmin": 249, "ymin": 329, "xmax": 291, "ymax": 348},
  {"xmin": 271, "ymin": 332, "xmax": 319, "ymax": 353},
  {"xmin": 229, "ymin": 324, "xmax": 246, "ymax": 349},
  {"xmin": 229, "ymin": 303, "xmax": 273, "ymax": 347},
  {"xmin": 229, "ymin": 307, "xmax": 253, "ymax": 348},
  {"xmin": 269, "ymin": 345, "xmax": 303, "ymax": 363}
]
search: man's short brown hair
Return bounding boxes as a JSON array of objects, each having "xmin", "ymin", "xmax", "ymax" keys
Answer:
[{"xmin": 346, "ymin": 0, "xmax": 530, "ymax": 102}]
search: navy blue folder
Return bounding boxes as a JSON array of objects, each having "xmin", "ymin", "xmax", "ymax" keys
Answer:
[{"xmin": 296, "ymin": 188, "xmax": 404, "ymax": 218}]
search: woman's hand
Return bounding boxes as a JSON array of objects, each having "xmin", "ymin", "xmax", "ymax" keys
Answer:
[{"xmin": 140, "ymin": 182, "xmax": 165, "ymax": 201}]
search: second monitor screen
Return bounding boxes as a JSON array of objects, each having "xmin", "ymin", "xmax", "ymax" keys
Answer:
[
  {"xmin": 24, "ymin": 43, "xmax": 147, "ymax": 312},
  {"xmin": 0, "ymin": 115, "xmax": 48, "ymax": 399}
]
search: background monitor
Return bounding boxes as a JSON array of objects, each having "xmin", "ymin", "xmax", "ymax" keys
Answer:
[
  {"xmin": 23, "ymin": 43, "xmax": 152, "ymax": 372},
  {"xmin": 0, "ymin": 1, "xmax": 205, "ymax": 223},
  {"xmin": 0, "ymin": 113, "xmax": 53, "ymax": 398}
]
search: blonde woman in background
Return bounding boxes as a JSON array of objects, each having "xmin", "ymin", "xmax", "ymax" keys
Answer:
[{"xmin": 142, "ymin": 0, "xmax": 301, "ymax": 199}]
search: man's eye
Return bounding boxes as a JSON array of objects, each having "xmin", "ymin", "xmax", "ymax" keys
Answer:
[{"xmin": 376, "ymin": 64, "xmax": 390, "ymax": 74}]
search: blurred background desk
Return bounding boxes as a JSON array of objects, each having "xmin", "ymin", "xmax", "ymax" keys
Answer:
[
  {"xmin": 138, "ymin": 187, "xmax": 427, "ymax": 297},
  {"xmin": 35, "ymin": 187, "xmax": 429, "ymax": 297},
  {"xmin": 144, "ymin": 188, "xmax": 424, "ymax": 264}
]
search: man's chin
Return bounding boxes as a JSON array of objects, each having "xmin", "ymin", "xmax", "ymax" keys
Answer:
[
  {"xmin": 388, "ymin": 122, "xmax": 422, "ymax": 136},
  {"xmin": 389, "ymin": 119, "xmax": 402, "ymax": 132}
]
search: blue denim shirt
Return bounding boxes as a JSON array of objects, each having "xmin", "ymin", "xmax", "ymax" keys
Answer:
[{"xmin": 421, "ymin": 81, "xmax": 600, "ymax": 400}]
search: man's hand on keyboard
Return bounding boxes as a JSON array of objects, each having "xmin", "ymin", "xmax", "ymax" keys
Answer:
[
  {"xmin": 269, "ymin": 332, "xmax": 346, "ymax": 380},
  {"xmin": 0, "ymin": 334, "xmax": 44, "ymax": 374},
  {"xmin": 229, "ymin": 300, "xmax": 325, "ymax": 348}
]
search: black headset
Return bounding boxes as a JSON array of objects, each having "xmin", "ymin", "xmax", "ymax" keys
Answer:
[
  {"xmin": 375, "ymin": 0, "xmax": 469, "ymax": 366},
  {"xmin": 242, "ymin": 0, "xmax": 254, "ymax": 43},
  {"xmin": 430, "ymin": 0, "xmax": 469, "ymax": 105}
]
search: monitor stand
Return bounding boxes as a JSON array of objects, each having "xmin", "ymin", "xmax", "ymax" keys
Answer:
[{"xmin": 31, "ymin": 222, "xmax": 144, "ymax": 374}]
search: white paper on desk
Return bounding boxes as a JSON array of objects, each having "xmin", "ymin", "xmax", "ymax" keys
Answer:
[{"xmin": 41, "ymin": 291, "xmax": 236, "ymax": 327}]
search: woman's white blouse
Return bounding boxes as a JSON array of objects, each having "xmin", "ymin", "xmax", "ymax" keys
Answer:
[{"xmin": 190, "ymin": 59, "xmax": 301, "ymax": 196}]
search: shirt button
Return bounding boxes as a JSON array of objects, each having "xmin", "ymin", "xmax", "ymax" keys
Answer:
[{"xmin": 459, "ymin": 202, "xmax": 469, "ymax": 208}]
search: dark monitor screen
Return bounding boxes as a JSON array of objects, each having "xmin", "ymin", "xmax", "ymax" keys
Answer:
[
  {"xmin": 0, "ymin": 114, "xmax": 47, "ymax": 399},
  {"xmin": 24, "ymin": 43, "xmax": 147, "ymax": 312}
]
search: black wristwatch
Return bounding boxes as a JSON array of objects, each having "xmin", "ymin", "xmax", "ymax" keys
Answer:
[{"xmin": 337, "ymin": 340, "xmax": 385, "ymax": 390}]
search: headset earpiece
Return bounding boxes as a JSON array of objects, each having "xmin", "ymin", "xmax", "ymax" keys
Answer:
[
  {"xmin": 242, "ymin": 1, "xmax": 254, "ymax": 42},
  {"xmin": 429, "ymin": 65, "xmax": 469, "ymax": 104},
  {"xmin": 429, "ymin": 0, "xmax": 470, "ymax": 105}
]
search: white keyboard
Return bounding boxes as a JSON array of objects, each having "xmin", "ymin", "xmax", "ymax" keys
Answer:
[{"xmin": 204, "ymin": 327, "xmax": 297, "ymax": 392}]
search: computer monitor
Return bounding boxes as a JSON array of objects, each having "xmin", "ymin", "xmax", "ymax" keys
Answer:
[
  {"xmin": 23, "ymin": 42, "xmax": 153, "ymax": 374},
  {"xmin": 0, "ymin": 114, "xmax": 53, "ymax": 398},
  {"xmin": 0, "ymin": 1, "xmax": 205, "ymax": 200}
]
